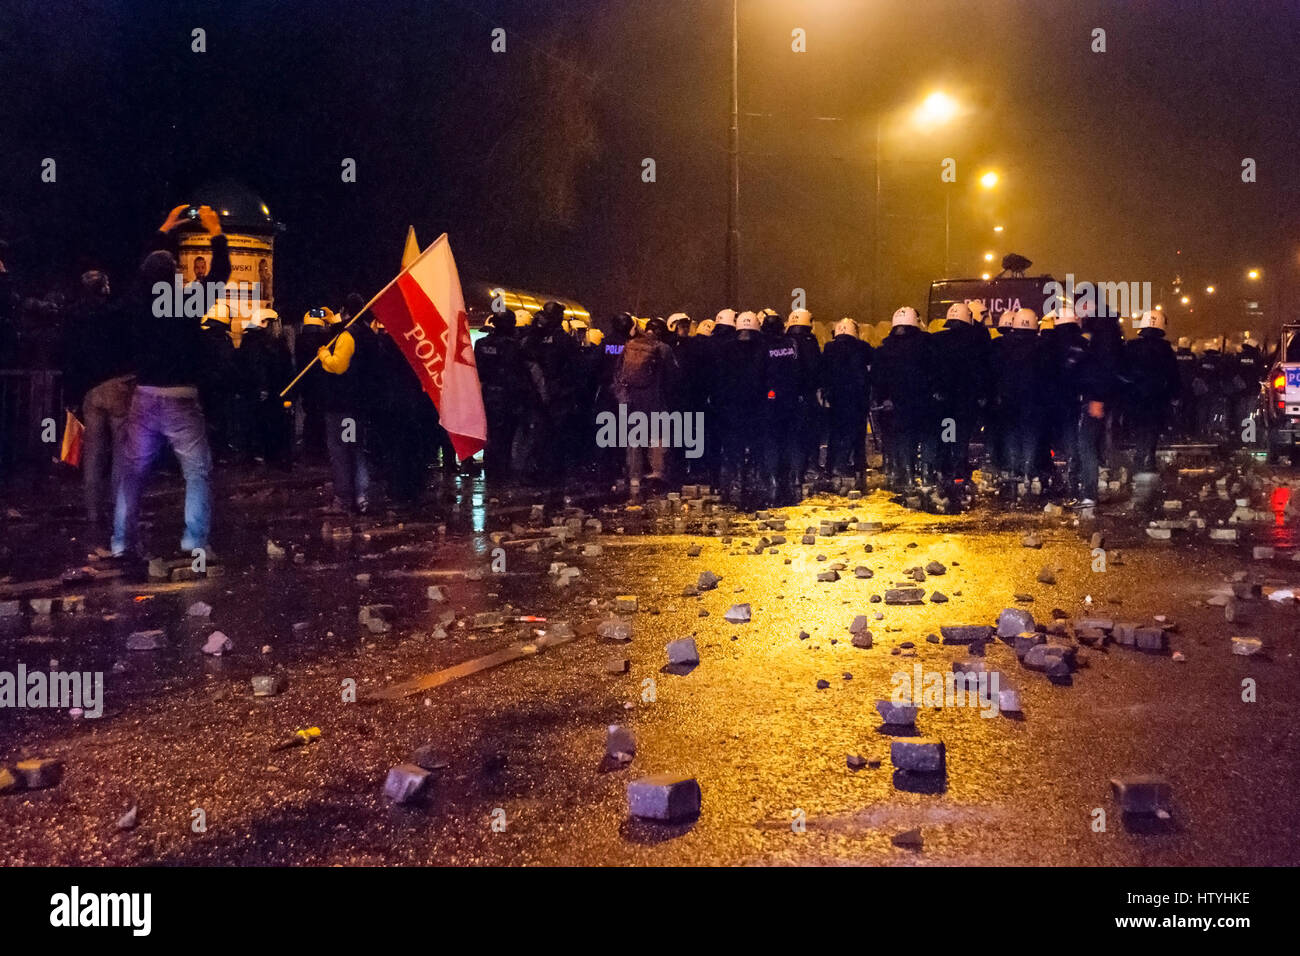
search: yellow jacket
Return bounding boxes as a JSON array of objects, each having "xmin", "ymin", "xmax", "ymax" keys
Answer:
[{"xmin": 318, "ymin": 330, "xmax": 355, "ymax": 374}]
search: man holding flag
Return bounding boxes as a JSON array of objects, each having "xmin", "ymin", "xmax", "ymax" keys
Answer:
[
  {"xmin": 364, "ymin": 233, "xmax": 487, "ymax": 462},
  {"xmin": 283, "ymin": 233, "xmax": 486, "ymax": 511}
]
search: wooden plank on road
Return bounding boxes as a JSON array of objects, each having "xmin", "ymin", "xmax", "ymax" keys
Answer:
[{"xmin": 362, "ymin": 628, "xmax": 579, "ymax": 702}]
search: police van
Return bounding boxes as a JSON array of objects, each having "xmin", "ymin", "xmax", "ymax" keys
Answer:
[
  {"xmin": 1260, "ymin": 322, "xmax": 1300, "ymax": 462},
  {"xmin": 926, "ymin": 276, "xmax": 1057, "ymax": 325}
]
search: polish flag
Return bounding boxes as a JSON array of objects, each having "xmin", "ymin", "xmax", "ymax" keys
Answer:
[{"xmin": 369, "ymin": 233, "xmax": 487, "ymax": 459}]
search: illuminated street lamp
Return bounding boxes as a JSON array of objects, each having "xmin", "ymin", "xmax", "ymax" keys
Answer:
[
  {"xmin": 1206, "ymin": 285, "xmax": 1215, "ymax": 294},
  {"xmin": 983, "ymin": 252, "xmax": 994, "ymax": 262},
  {"xmin": 886, "ymin": 89, "xmax": 961, "ymax": 291},
  {"xmin": 1247, "ymin": 268, "xmax": 1261, "ymax": 280},
  {"xmin": 914, "ymin": 91, "xmax": 959, "ymax": 128},
  {"xmin": 981, "ymin": 272, "xmax": 991, "ymax": 280},
  {"xmin": 993, "ymin": 225, "xmax": 1004, "ymax": 233},
  {"xmin": 980, "ymin": 170, "xmax": 999, "ymax": 189},
  {"xmin": 1180, "ymin": 295, "xmax": 1190, "ymax": 305}
]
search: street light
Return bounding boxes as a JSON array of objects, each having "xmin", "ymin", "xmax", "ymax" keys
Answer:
[
  {"xmin": 983, "ymin": 252, "xmax": 994, "ymax": 262},
  {"xmin": 980, "ymin": 171, "xmax": 999, "ymax": 189},
  {"xmin": 1248, "ymin": 268, "xmax": 1261, "ymax": 280},
  {"xmin": 993, "ymin": 224, "xmax": 1004, "ymax": 233},
  {"xmin": 879, "ymin": 90, "xmax": 961, "ymax": 305},
  {"xmin": 1181, "ymin": 295, "xmax": 1191, "ymax": 305},
  {"xmin": 914, "ymin": 91, "xmax": 959, "ymax": 128},
  {"xmin": 725, "ymin": 0, "xmax": 739, "ymax": 306},
  {"xmin": 1206, "ymin": 285, "xmax": 1215, "ymax": 294}
]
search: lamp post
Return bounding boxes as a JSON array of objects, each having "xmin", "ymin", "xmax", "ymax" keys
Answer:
[
  {"xmin": 877, "ymin": 92, "xmax": 961, "ymax": 312},
  {"xmin": 725, "ymin": 0, "xmax": 740, "ymax": 307}
]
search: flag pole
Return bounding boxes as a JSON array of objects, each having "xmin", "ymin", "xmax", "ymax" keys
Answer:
[{"xmin": 278, "ymin": 233, "xmax": 446, "ymax": 399}]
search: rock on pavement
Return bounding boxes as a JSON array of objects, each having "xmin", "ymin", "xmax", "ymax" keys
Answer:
[{"xmin": 627, "ymin": 774, "xmax": 701, "ymax": 821}]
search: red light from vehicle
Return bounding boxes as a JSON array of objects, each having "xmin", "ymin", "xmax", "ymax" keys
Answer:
[
  {"xmin": 1274, "ymin": 374, "xmax": 1286, "ymax": 390},
  {"xmin": 767, "ymin": 390, "xmax": 776, "ymax": 399}
]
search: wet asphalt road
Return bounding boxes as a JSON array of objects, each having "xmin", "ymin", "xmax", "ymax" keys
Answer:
[{"xmin": 1, "ymin": 462, "xmax": 1297, "ymax": 866}]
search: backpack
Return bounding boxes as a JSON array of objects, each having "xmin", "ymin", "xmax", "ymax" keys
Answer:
[{"xmin": 618, "ymin": 337, "xmax": 661, "ymax": 389}]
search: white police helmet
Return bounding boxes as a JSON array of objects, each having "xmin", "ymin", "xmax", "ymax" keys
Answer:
[
  {"xmin": 1012, "ymin": 307, "xmax": 1038, "ymax": 330},
  {"xmin": 892, "ymin": 306, "xmax": 921, "ymax": 328},
  {"xmin": 946, "ymin": 302, "xmax": 973, "ymax": 324}
]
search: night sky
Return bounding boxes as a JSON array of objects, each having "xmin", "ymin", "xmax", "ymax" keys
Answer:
[{"xmin": 2, "ymin": 0, "xmax": 1297, "ymax": 337}]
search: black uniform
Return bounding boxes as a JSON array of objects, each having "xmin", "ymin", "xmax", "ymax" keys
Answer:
[
  {"xmin": 760, "ymin": 324, "xmax": 803, "ymax": 504},
  {"xmin": 474, "ymin": 325, "xmax": 532, "ymax": 481},
  {"xmin": 991, "ymin": 327, "xmax": 1043, "ymax": 479},
  {"xmin": 1228, "ymin": 343, "xmax": 1264, "ymax": 443},
  {"xmin": 930, "ymin": 319, "xmax": 991, "ymax": 482},
  {"xmin": 521, "ymin": 314, "xmax": 583, "ymax": 485},
  {"xmin": 787, "ymin": 324, "xmax": 823, "ymax": 478},
  {"xmin": 874, "ymin": 323, "xmax": 933, "ymax": 488},
  {"xmin": 295, "ymin": 319, "xmax": 334, "ymax": 459},
  {"xmin": 1122, "ymin": 327, "xmax": 1181, "ymax": 471},
  {"xmin": 821, "ymin": 331, "xmax": 872, "ymax": 478},
  {"xmin": 197, "ymin": 319, "xmax": 236, "ymax": 459},
  {"xmin": 1192, "ymin": 345, "xmax": 1226, "ymax": 440},
  {"xmin": 234, "ymin": 325, "xmax": 293, "ymax": 467},
  {"xmin": 715, "ymin": 327, "xmax": 765, "ymax": 500}
]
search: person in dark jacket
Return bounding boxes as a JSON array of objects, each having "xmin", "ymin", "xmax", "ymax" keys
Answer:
[
  {"xmin": 679, "ymin": 318, "xmax": 715, "ymax": 480},
  {"xmin": 1122, "ymin": 311, "xmax": 1181, "ymax": 473},
  {"xmin": 991, "ymin": 308, "xmax": 1044, "ymax": 481},
  {"xmin": 1228, "ymin": 336, "xmax": 1265, "ymax": 445},
  {"xmin": 593, "ymin": 311, "xmax": 634, "ymax": 480},
  {"xmin": 1038, "ymin": 308, "xmax": 1089, "ymax": 496},
  {"xmin": 522, "ymin": 301, "xmax": 583, "ymax": 487},
  {"xmin": 759, "ymin": 310, "xmax": 804, "ymax": 504},
  {"xmin": 234, "ymin": 307, "xmax": 293, "ymax": 468},
  {"xmin": 704, "ymin": 309, "xmax": 739, "ymax": 488},
  {"xmin": 1192, "ymin": 338, "xmax": 1226, "ymax": 440},
  {"xmin": 369, "ymin": 314, "xmax": 434, "ymax": 506},
  {"xmin": 714, "ymin": 310, "xmax": 765, "ymax": 502},
  {"xmin": 821, "ymin": 317, "xmax": 872, "ymax": 481},
  {"xmin": 1071, "ymin": 309, "xmax": 1122, "ymax": 506},
  {"xmin": 612, "ymin": 316, "xmax": 679, "ymax": 489},
  {"xmin": 874, "ymin": 307, "xmax": 933, "ymax": 490},
  {"xmin": 785, "ymin": 309, "xmax": 824, "ymax": 480},
  {"xmin": 930, "ymin": 302, "xmax": 991, "ymax": 483},
  {"xmin": 1173, "ymin": 336, "xmax": 1198, "ymax": 440},
  {"xmin": 315, "ymin": 309, "xmax": 375, "ymax": 513},
  {"xmin": 197, "ymin": 301, "xmax": 237, "ymax": 461},
  {"xmin": 63, "ymin": 269, "xmax": 135, "ymax": 525},
  {"xmin": 111, "ymin": 204, "xmax": 228, "ymax": 559},
  {"xmin": 474, "ymin": 308, "xmax": 535, "ymax": 482},
  {"xmin": 294, "ymin": 305, "xmax": 339, "ymax": 461}
]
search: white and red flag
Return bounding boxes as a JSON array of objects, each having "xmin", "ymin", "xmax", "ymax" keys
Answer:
[{"xmin": 369, "ymin": 233, "xmax": 487, "ymax": 459}]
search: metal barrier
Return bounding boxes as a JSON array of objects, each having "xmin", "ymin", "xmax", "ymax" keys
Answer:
[{"xmin": 0, "ymin": 370, "xmax": 62, "ymax": 475}]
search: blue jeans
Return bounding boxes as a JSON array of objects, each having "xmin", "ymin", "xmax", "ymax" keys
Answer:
[
  {"xmin": 82, "ymin": 375, "xmax": 135, "ymax": 522},
  {"xmin": 112, "ymin": 388, "xmax": 213, "ymax": 555},
  {"xmin": 324, "ymin": 411, "xmax": 371, "ymax": 509}
]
